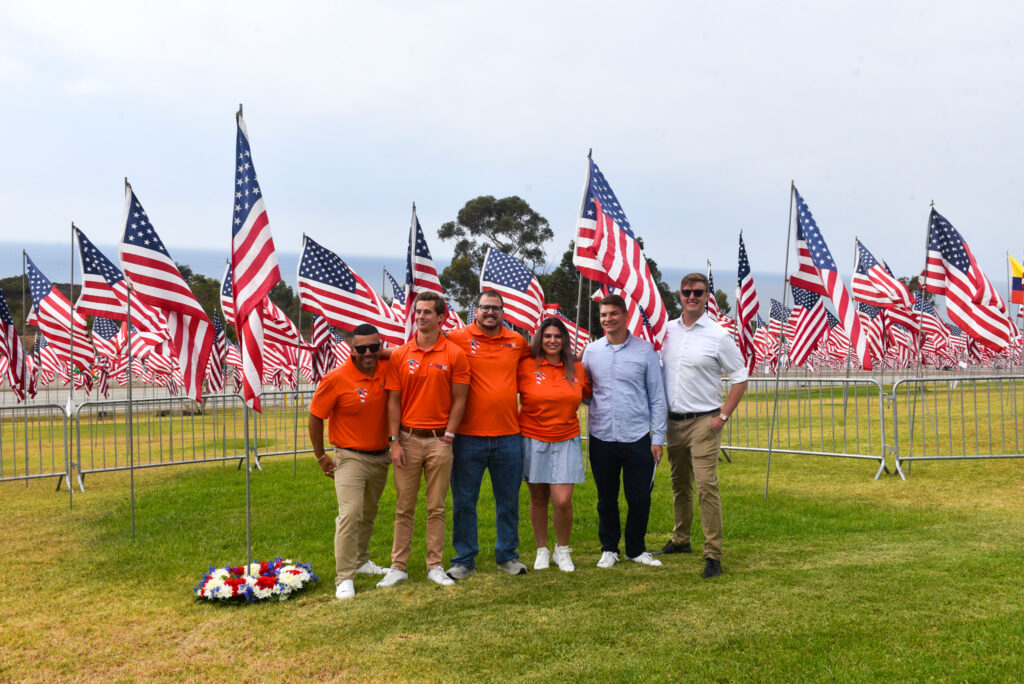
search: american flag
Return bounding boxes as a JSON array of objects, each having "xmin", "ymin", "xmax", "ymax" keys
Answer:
[
  {"xmin": 752, "ymin": 314, "xmax": 779, "ymax": 373},
  {"xmin": 332, "ymin": 328, "xmax": 352, "ymax": 366},
  {"xmin": 231, "ymin": 110, "xmax": 282, "ymax": 410},
  {"xmin": 858, "ymin": 302, "xmax": 886, "ymax": 362},
  {"xmin": 787, "ymin": 285, "xmax": 828, "ymax": 368},
  {"xmin": 572, "ymin": 156, "xmax": 667, "ymax": 347},
  {"xmin": 26, "ymin": 254, "xmax": 94, "ymax": 376},
  {"xmin": 384, "ymin": 268, "xmax": 406, "ymax": 321},
  {"xmin": 923, "ymin": 208, "xmax": 1014, "ymax": 352},
  {"xmin": 822, "ymin": 309, "xmax": 851, "ymax": 366},
  {"xmin": 851, "ymin": 240, "xmax": 915, "ymax": 310},
  {"xmin": 92, "ymin": 317, "xmax": 122, "ymax": 361},
  {"xmin": 206, "ymin": 312, "xmax": 227, "ymax": 394},
  {"xmin": 768, "ymin": 298, "xmax": 792, "ymax": 339},
  {"xmin": 118, "ymin": 184, "xmax": 212, "ymax": 402},
  {"xmin": 298, "ymin": 235, "xmax": 405, "ymax": 346},
  {"xmin": 75, "ymin": 228, "xmax": 170, "ymax": 348},
  {"xmin": 787, "ymin": 189, "xmax": 871, "ymax": 370},
  {"xmin": 913, "ymin": 293, "xmax": 951, "ymax": 349},
  {"xmin": 0, "ymin": 286, "xmax": 29, "ymax": 401},
  {"xmin": 542, "ymin": 303, "xmax": 591, "ymax": 356},
  {"xmin": 480, "ymin": 247, "xmax": 545, "ymax": 332},
  {"xmin": 309, "ymin": 314, "xmax": 333, "ymax": 384},
  {"xmin": 35, "ymin": 334, "xmax": 61, "ymax": 385},
  {"xmin": 404, "ymin": 205, "xmax": 445, "ymax": 339},
  {"xmin": 735, "ymin": 233, "xmax": 760, "ymax": 375},
  {"xmin": 220, "ymin": 261, "xmax": 236, "ymax": 325},
  {"xmin": 706, "ymin": 265, "xmax": 721, "ymax": 320}
]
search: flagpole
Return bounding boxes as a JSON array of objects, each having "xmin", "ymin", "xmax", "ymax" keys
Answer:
[
  {"xmin": 126, "ymin": 285, "xmax": 136, "ymax": 538},
  {"xmin": 67, "ymin": 223, "xmax": 79, "ymax": 498},
  {"xmin": 765, "ymin": 181, "xmax": 795, "ymax": 501},
  {"xmin": 236, "ymin": 105, "xmax": 252, "ymax": 572},
  {"xmin": 21, "ymin": 250, "xmax": 29, "ymax": 489},
  {"xmin": 903, "ymin": 203, "xmax": 934, "ymax": 481},
  {"xmin": 914, "ymin": 204, "xmax": 932, "ymax": 377},
  {"xmin": 293, "ymin": 295, "xmax": 301, "ymax": 478}
]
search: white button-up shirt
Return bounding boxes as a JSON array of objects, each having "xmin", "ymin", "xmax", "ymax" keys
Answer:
[{"xmin": 660, "ymin": 313, "xmax": 748, "ymax": 413}]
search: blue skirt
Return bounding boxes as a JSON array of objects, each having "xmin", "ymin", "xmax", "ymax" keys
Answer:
[{"xmin": 522, "ymin": 435, "xmax": 585, "ymax": 484}]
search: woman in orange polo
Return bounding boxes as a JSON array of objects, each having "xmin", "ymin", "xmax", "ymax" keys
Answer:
[{"xmin": 517, "ymin": 317, "xmax": 591, "ymax": 573}]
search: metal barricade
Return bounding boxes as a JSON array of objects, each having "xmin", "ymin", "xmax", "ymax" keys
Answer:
[
  {"xmin": 890, "ymin": 374, "xmax": 1024, "ymax": 478},
  {"xmin": 249, "ymin": 389, "xmax": 316, "ymax": 463},
  {"xmin": 722, "ymin": 376, "xmax": 889, "ymax": 479},
  {"xmin": 75, "ymin": 393, "xmax": 250, "ymax": 482},
  {"xmin": 0, "ymin": 403, "xmax": 71, "ymax": 489}
]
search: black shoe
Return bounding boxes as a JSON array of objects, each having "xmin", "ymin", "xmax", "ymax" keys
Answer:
[
  {"xmin": 701, "ymin": 558, "xmax": 722, "ymax": 579},
  {"xmin": 654, "ymin": 540, "xmax": 692, "ymax": 555}
]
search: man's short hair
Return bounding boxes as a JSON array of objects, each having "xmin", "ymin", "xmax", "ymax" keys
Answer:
[
  {"xmin": 680, "ymin": 273, "xmax": 710, "ymax": 290},
  {"xmin": 413, "ymin": 290, "xmax": 447, "ymax": 316},
  {"xmin": 477, "ymin": 289, "xmax": 504, "ymax": 306},
  {"xmin": 600, "ymin": 294, "xmax": 628, "ymax": 313},
  {"xmin": 352, "ymin": 323, "xmax": 379, "ymax": 337}
]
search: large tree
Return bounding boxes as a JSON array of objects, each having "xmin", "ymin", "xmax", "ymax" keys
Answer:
[{"xmin": 438, "ymin": 195, "xmax": 554, "ymax": 308}]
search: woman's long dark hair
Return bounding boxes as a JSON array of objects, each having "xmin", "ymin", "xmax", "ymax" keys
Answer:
[{"xmin": 530, "ymin": 317, "xmax": 576, "ymax": 384}]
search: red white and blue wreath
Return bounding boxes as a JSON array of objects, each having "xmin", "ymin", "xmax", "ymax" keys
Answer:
[{"xmin": 195, "ymin": 558, "xmax": 318, "ymax": 602}]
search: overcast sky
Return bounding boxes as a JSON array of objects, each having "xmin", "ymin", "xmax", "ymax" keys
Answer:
[{"xmin": 1, "ymin": 1, "xmax": 1022, "ymax": 297}]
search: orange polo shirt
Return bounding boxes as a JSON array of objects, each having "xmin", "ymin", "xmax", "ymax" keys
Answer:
[
  {"xmin": 384, "ymin": 335, "xmax": 471, "ymax": 429},
  {"xmin": 309, "ymin": 358, "xmax": 390, "ymax": 452},
  {"xmin": 517, "ymin": 357, "xmax": 591, "ymax": 442},
  {"xmin": 446, "ymin": 322, "xmax": 530, "ymax": 436}
]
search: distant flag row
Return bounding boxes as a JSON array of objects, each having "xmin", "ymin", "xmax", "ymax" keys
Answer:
[{"xmin": 6, "ymin": 139, "xmax": 1024, "ymax": 401}]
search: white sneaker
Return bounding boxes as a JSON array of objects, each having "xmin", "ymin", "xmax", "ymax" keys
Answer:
[
  {"xmin": 427, "ymin": 565, "xmax": 455, "ymax": 586},
  {"xmin": 629, "ymin": 552, "xmax": 663, "ymax": 567},
  {"xmin": 335, "ymin": 579, "xmax": 355, "ymax": 600},
  {"xmin": 376, "ymin": 568, "xmax": 408, "ymax": 588},
  {"xmin": 596, "ymin": 551, "xmax": 620, "ymax": 568},
  {"xmin": 355, "ymin": 560, "xmax": 389, "ymax": 576},
  {"xmin": 552, "ymin": 545, "xmax": 575, "ymax": 572},
  {"xmin": 534, "ymin": 547, "xmax": 551, "ymax": 570}
]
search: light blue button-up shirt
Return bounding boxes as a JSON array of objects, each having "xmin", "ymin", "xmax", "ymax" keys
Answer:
[{"xmin": 582, "ymin": 334, "xmax": 667, "ymax": 446}]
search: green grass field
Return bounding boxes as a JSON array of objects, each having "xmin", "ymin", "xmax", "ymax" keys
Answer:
[{"xmin": 2, "ymin": 436, "xmax": 1023, "ymax": 681}]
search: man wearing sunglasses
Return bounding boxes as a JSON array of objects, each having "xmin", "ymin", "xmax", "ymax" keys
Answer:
[
  {"xmin": 445, "ymin": 290, "xmax": 531, "ymax": 580},
  {"xmin": 308, "ymin": 323, "xmax": 393, "ymax": 600},
  {"xmin": 658, "ymin": 273, "xmax": 748, "ymax": 579}
]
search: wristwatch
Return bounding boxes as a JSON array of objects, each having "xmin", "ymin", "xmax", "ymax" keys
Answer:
[
  {"xmin": 718, "ymin": 413, "xmax": 729, "ymax": 422},
  {"xmin": 389, "ymin": 435, "xmax": 399, "ymax": 443}
]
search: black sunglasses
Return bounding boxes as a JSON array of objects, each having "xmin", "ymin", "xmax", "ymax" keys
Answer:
[
  {"xmin": 680, "ymin": 288, "xmax": 707, "ymax": 298},
  {"xmin": 477, "ymin": 305, "xmax": 503, "ymax": 312},
  {"xmin": 353, "ymin": 343, "xmax": 381, "ymax": 355}
]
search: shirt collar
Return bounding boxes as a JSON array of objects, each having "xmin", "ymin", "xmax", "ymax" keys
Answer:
[{"xmin": 678, "ymin": 312, "xmax": 713, "ymax": 330}]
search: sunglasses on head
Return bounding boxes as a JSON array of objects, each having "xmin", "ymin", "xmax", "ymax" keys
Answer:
[
  {"xmin": 680, "ymin": 288, "xmax": 706, "ymax": 298},
  {"xmin": 353, "ymin": 343, "xmax": 381, "ymax": 355}
]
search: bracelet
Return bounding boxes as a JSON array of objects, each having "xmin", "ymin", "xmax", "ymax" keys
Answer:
[
  {"xmin": 444, "ymin": 431, "xmax": 455, "ymax": 439},
  {"xmin": 316, "ymin": 453, "xmax": 328, "ymax": 461}
]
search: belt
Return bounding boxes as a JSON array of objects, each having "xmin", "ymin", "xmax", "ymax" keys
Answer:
[
  {"xmin": 335, "ymin": 445, "xmax": 389, "ymax": 457},
  {"xmin": 668, "ymin": 408, "xmax": 719, "ymax": 422},
  {"xmin": 400, "ymin": 425, "xmax": 446, "ymax": 439}
]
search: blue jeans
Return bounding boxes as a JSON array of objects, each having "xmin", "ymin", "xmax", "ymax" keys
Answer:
[{"xmin": 450, "ymin": 434, "xmax": 523, "ymax": 568}]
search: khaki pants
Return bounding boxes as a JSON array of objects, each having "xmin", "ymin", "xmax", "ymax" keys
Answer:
[
  {"xmin": 390, "ymin": 434, "xmax": 453, "ymax": 571},
  {"xmin": 666, "ymin": 415, "xmax": 724, "ymax": 560},
  {"xmin": 333, "ymin": 448, "xmax": 390, "ymax": 583}
]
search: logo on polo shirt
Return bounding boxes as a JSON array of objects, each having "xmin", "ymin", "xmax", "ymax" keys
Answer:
[
  {"xmin": 428, "ymin": 362, "xmax": 449, "ymax": 372},
  {"xmin": 469, "ymin": 339, "xmax": 480, "ymax": 354},
  {"xmin": 355, "ymin": 387, "xmax": 368, "ymax": 403},
  {"xmin": 534, "ymin": 371, "xmax": 546, "ymax": 384},
  {"xmin": 407, "ymin": 359, "xmax": 420, "ymax": 374},
  {"xmin": 502, "ymin": 341, "xmax": 519, "ymax": 350}
]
